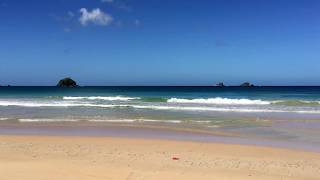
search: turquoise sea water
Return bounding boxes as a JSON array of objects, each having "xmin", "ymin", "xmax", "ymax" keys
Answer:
[{"xmin": 1, "ymin": 86, "xmax": 320, "ymax": 150}]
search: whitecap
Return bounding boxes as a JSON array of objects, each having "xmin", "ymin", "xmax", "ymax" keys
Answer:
[
  {"xmin": 1, "ymin": 100, "xmax": 320, "ymax": 114},
  {"xmin": 167, "ymin": 97, "xmax": 270, "ymax": 105},
  {"xmin": 18, "ymin": 118, "xmax": 79, "ymax": 122},
  {"xmin": 63, "ymin": 96, "xmax": 139, "ymax": 101}
]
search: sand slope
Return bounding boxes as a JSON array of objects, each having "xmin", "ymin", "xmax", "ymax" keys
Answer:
[{"xmin": 0, "ymin": 135, "xmax": 320, "ymax": 180}]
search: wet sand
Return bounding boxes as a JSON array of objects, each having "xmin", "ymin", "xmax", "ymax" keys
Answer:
[
  {"xmin": 0, "ymin": 135, "xmax": 320, "ymax": 180},
  {"xmin": 0, "ymin": 121, "xmax": 319, "ymax": 152}
]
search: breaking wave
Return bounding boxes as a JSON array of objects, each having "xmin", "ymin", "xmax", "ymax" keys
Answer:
[
  {"xmin": 63, "ymin": 96, "xmax": 139, "ymax": 101},
  {"xmin": 272, "ymin": 100, "xmax": 320, "ymax": 106},
  {"xmin": 17, "ymin": 118, "xmax": 182, "ymax": 123},
  {"xmin": 0, "ymin": 100, "xmax": 319, "ymax": 114},
  {"xmin": 167, "ymin": 97, "xmax": 271, "ymax": 105}
]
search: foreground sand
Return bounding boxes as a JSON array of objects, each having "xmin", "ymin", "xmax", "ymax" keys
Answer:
[{"xmin": 0, "ymin": 135, "xmax": 320, "ymax": 180}]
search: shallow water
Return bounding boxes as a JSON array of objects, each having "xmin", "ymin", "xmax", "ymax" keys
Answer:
[{"xmin": 1, "ymin": 86, "xmax": 320, "ymax": 151}]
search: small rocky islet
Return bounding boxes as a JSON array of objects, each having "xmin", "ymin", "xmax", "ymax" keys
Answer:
[
  {"xmin": 57, "ymin": 77, "xmax": 78, "ymax": 88},
  {"xmin": 215, "ymin": 82, "xmax": 255, "ymax": 87}
]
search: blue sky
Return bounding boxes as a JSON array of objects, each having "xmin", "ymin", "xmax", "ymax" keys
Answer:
[{"xmin": 0, "ymin": 0, "xmax": 319, "ymax": 86}]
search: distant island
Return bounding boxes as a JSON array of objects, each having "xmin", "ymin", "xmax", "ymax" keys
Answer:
[
  {"xmin": 240, "ymin": 82, "xmax": 254, "ymax": 87},
  {"xmin": 215, "ymin": 82, "xmax": 255, "ymax": 87},
  {"xmin": 216, "ymin": 82, "xmax": 225, "ymax": 87},
  {"xmin": 57, "ymin": 77, "xmax": 78, "ymax": 87}
]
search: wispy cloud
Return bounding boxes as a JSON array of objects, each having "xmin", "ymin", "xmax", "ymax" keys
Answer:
[
  {"xmin": 79, "ymin": 8, "xmax": 113, "ymax": 26},
  {"xmin": 1, "ymin": 2, "xmax": 7, "ymax": 7},
  {"xmin": 50, "ymin": 11, "xmax": 77, "ymax": 32},
  {"xmin": 101, "ymin": 0, "xmax": 131, "ymax": 11},
  {"xmin": 67, "ymin": 11, "xmax": 75, "ymax": 18},
  {"xmin": 134, "ymin": 19, "xmax": 140, "ymax": 26},
  {"xmin": 101, "ymin": 0, "xmax": 114, "ymax": 3},
  {"xmin": 63, "ymin": 27, "xmax": 72, "ymax": 32},
  {"xmin": 115, "ymin": 20, "xmax": 123, "ymax": 27},
  {"xmin": 214, "ymin": 40, "xmax": 229, "ymax": 47},
  {"xmin": 63, "ymin": 48, "xmax": 72, "ymax": 55},
  {"xmin": 50, "ymin": 11, "xmax": 75, "ymax": 22}
]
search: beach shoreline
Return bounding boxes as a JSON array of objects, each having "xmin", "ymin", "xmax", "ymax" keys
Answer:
[
  {"xmin": 2, "ymin": 86, "xmax": 320, "ymax": 154},
  {"xmin": 1, "ymin": 135, "xmax": 320, "ymax": 180},
  {"xmin": 1, "ymin": 120, "xmax": 320, "ymax": 152}
]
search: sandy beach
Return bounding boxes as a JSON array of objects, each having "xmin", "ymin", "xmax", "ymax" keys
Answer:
[
  {"xmin": 2, "ymin": 0, "xmax": 320, "ymax": 179},
  {"xmin": 0, "ymin": 135, "xmax": 320, "ymax": 180}
]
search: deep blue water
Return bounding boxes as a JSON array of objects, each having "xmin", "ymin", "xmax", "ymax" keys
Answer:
[{"xmin": 1, "ymin": 86, "xmax": 320, "ymax": 100}]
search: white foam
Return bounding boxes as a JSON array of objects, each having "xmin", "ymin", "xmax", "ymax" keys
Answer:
[
  {"xmin": 190, "ymin": 120, "xmax": 212, "ymax": 123},
  {"xmin": 89, "ymin": 119, "xmax": 182, "ymax": 123},
  {"xmin": 131, "ymin": 105, "xmax": 278, "ymax": 112},
  {"xmin": 0, "ymin": 100, "xmax": 79, "ymax": 107},
  {"xmin": 18, "ymin": 119, "xmax": 79, "ymax": 122},
  {"xmin": 168, "ymin": 97, "xmax": 270, "ymax": 105},
  {"xmin": 18, "ymin": 118, "xmax": 181, "ymax": 123},
  {"xmin": 0, "ymin": 100, "xmax": 122, "ymax": 108},
  {"xmin": 1, "ymin": 100, "xmax": 320, "ymax": 114},
  {"xmin": 208, "ymin": 125, "xmax": 220, "ymax": 128},
  {"xmin": 89, "ymin": 119, "xmax": 137, "ymax": 122},
  {"xmin": 0, "ymin": 118, "xmax": 9, "ymax": 121},
  {"xmin": 271, "ymin": 100, "xmax": 320, "ymax": 105},
  {"xmin": 130, "ymin": 105, "xmax": 320, "ymax": 114},
  {"xmin": 139, "ymin": 119, "xmax": 182, "ymax": 123},
  {"xmin": 63, "ymin": 96, "xmax": 139, "ymax": 101}
]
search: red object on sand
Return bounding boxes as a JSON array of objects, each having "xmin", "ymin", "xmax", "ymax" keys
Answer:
[{"xmin": 172, "ymin": 157, "xmax": 179, "ymax": 160}]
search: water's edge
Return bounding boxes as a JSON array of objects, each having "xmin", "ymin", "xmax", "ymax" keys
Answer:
[{"xmin": 0, "ymin": 121, "xmax": 319, "ymax": 153}]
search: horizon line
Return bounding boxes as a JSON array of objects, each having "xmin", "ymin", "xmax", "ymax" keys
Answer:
[{"xmin": 1, "ymin": 85, "xmax": 320, "ymax": 87}]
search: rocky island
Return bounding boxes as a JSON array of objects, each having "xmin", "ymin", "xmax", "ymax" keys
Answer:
[
  {"xmin": 240, "ymin": 82, "xmax": 254, "ymax": 87},
  {"xmin": 57, "ymin": 77, "xmax": 78, "ymax": 87},
  {"xmin": 216, "ymin": 82, "xmax": 225, "ymax": 87}
]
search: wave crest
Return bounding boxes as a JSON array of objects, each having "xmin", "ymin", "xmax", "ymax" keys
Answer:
[
  {"xmin": 63, "ymin": 96, "xmax": 139, "ymax": 101},
  {"xmin": 0, "ymin": 100, "xmax": 320, "ymax": 114},
  {"xmin": 167, "ymin": 97, "xmax": 270, "ymax": 105},
  {"xmin": 272, "ymin": 100, "xmax": 320, "ymax": 106}
]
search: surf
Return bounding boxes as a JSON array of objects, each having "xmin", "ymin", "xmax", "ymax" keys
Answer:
[{"xmin": 167, "ymin": 97, "xmax": 271, "ymax": 105}]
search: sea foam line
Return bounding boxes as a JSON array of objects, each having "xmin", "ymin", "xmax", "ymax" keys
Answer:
[
  {"xmin": 18, "ymin": 119, "xmax": 79, "ymax": 122},
  {"xmin": 88, "ymin": 119, "xmax": 182, "ymax": 123},
  {"xmin": 167, "ymin": 97, "xmax": 271, "ymax": 105},
  {"xmin": 17, "ymin": 118, "xmax": 182, "ymax": 123},
  {"xmin": 63, "ymin": 96, "xmax": 139, "ymax": 101},
  {"xmin": 0, "ymin": 101, "xmax": 123, "ymax": 108},
  {"xmin": 1, "ymin": 101, "xmax": 320, "ymax": 114},
  {"xmin": 272, "ymin": 100, "xmax": 320, "ymax": 106},
  {"xmin": 89, "ymin": 119, "xmax": 137, "ymax": 123}
]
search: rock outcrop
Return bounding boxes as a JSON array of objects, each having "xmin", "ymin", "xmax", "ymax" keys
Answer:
[
  {"xmin": 57, "ymin": 77, "xmax": 78, "ymax": 87},
  {"xmin": 240, "ymin": 82, "xmax": 254, "ymax": 87},
  {"xmin": 216, "ymin": 82, "xmax": 225, "ymax": 87}
]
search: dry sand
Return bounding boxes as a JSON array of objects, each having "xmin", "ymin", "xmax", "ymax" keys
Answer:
[{"xmin": 0, "ymin": 135, "xmax": 320, "ymax": 180}]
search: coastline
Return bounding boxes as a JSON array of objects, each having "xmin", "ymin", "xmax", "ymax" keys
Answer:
[
  {"xmin": 1, "ymin": 135, "xmax": 320, "ymax": 180},
  {"xmin": 1, "ymin": 121, "xmax": 320, "ymax": 152},
  {"xmin": 1, "ymin": 86, "xmax": 320, "ymax": 154}
]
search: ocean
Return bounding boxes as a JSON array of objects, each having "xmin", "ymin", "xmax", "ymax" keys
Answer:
[{"xmin": 1, "ymin": 86, "xmax": 320, "ymax": 151}]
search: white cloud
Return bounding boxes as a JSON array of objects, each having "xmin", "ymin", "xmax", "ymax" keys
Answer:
[
  {"xmin": 79, "ymin": 8, "xmax": 113, "ymax": 26},
  {"xmin": 101, "ymin": 0, "xmax": 114, "ymax": 3}
]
